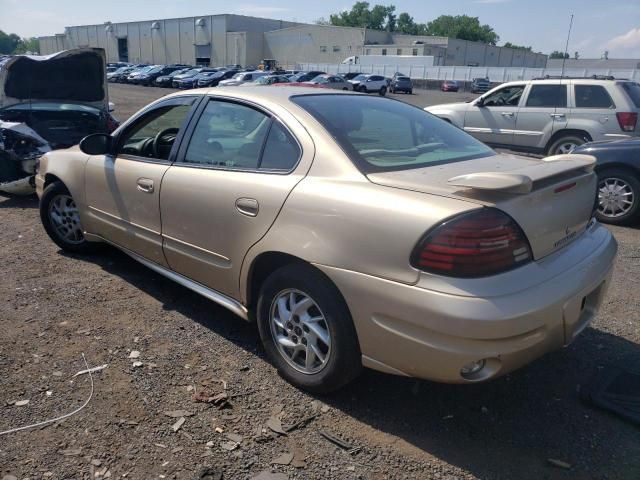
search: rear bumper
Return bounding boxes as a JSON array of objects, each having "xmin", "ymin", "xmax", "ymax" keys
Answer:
[{"xmin": 315, "ymin": 222, "xmax": 617, "ymax": 383}]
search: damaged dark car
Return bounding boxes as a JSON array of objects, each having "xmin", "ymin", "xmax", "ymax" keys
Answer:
[{"xmin": 0, "ymin": 48, "xmax": 119, "ymax": 195}]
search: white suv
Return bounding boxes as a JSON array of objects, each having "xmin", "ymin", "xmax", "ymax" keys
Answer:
[
  {"xmin": 349, "ymin": 74, "xmax": 388, "ymax": 96},
  {"xmin": 426, "ymin": 77, "xmax": 640, "ymax": 155}
]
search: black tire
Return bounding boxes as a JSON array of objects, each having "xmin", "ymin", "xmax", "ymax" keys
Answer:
[
  {"xmin": 408, "ymin": 89, "xmax": 413, "ymax": 94},
  {"xmin": 379, "ymin": 86, "xmax": 387, "ymax": 96},
  {"xmin": 40, "ymin": 181, "xmax": 95, "ymax": 254},
  {"xmin": 595, "ymin": 168, "xmax": 640, "ymax": 226},
  {"xmin": 358, "ymin": 86, "xmax": 367, "ymax": 93},
  {"xmin": 547, "ymin": 134, "xmax": 588, "ymax": 156},
  {"xmin": 256, "ymin": 263, "xmax": 362, "ymax": 393}
]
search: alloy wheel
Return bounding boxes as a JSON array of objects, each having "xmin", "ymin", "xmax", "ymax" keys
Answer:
[
  {"xmin": 48, "ymin": 194, "xmax": 84, "ymax": 244},
  {"xmin": 598, "ymin": 177, "xmax": 635, "ymax": 218},
  {"xmin": 554, "ymin": 141, "xmax": 579, "ymax": 154},
  {"xmin": 269, "ymin": 288, "xmax": 331, "ymax": 374}
]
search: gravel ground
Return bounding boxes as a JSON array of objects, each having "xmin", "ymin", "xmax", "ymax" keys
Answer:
[{"xmin": 0, "ymin": 83, "xmax": 638, "ymax": 480}]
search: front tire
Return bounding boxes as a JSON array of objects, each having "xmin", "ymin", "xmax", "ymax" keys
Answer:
[
  {"xmin": 40, "ymin": 181, "xmax": 94, "ymax": 253},
  {"xmin": 596, "ymin": 168, "xmax": 640, "ymax": 225},
  {"xmin": 256, "ymin": 263, "xmax": 362, "ymax": 393},
  {"xmin": 379, "ymin": 86, "xmax": 387, "ymax": 96}
]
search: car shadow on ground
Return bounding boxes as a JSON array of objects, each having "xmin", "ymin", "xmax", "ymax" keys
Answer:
[
  {"xmin": 0, "ymin": 194, "xmax": 38, "ymax": 209},
  {"xmin": 71, "ymin": 246, "xmax": 640, "ymax": 480}
]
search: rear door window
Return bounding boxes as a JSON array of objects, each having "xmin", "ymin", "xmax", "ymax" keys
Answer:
[
  {"xmin": 574, "ymin": 85, "xmax": 615, "ymax": 108},
  {"xmin": 525, "ymin": 85, "xmax": 567, "ymax": 108}
]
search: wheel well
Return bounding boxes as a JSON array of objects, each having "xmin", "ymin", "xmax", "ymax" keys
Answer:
[
  {"xmin": 545, "ymin": 129, "xmax": 592, "ymax": 154},
  {"xmin": 595, "ymin": 163, "xmax": 640, "ymax": 178},
  {"xmin": 43, "ymin": 173, "xmax": 64, "ymax": 189},
  {"xmin": 246, "ymin": 252, "xmax": 307, "ymax": 310}
]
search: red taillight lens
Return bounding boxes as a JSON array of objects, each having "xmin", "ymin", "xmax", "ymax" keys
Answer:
[
  {"xmin": 106, "ymin": 114, "xmax": 120, "ymax": 133},
  {"xmin": 616, "ymin": 112, "xmax": 637, "ymax": 132},
  {"xmin": 411, "ymin": 208, "xmax": 532, "ymax": 278}
]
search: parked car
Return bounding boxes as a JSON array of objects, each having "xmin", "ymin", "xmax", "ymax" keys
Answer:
[
  {"xmin": 171, "ymin": 68, "xmax": 204, "ymax": 88},
  {"xmin": 241, "ymin": 75, "xmax": 291, "ymax": 86},
  {"xmin": 218, "ymin": 71, "xmax": 269, "ymax": 86},
  {"xmin": 36, "ymin": 88, "xmax": 616, "ymax": 393},
  {"xmin": 0, "ymin": 48, "xmax": 119, "ymax": 195},
  {"xmin": 441, "ymin": 80, "xmax": 459, "ymax": 92},
  {"xmin": 389, "ymin": 76, "xmax": 413, "ymax": 94},
  {"xmin": 305, "ymin": 74, "xmax": 352, "ymax": 90},
  {"xmin": 471, "ymin": 77, "xmax": 491, "ymax": 93},
  {"xmin": 175, "ymin": 69, "xmax": 221, "ymax": 89},
  {"xmin": 135, "ymin": 65, "xmax": 190, "ymax": 86},
  {"xmin": 107, "ymin": 66, "xmax": 135, "ymax": 83},
  {"xmin": 426, "ymin": 77, "xmax": 640, "ymax": 156},
  {"xmin": 155, "ymin": 68, "xmax": 191, "ymax": 88},
  {"xmin": 290, "ymin": 71, "xmax": 326, "ymax": 83},
  {"xmin": 349, "ymin": 74, "xmax": 387, "ymax": 95},
  {"xmin": 572, "ymin": 138, "xmax": 640, "ymax": 225},
  {"xmin": 197, "ymin": 69, "xmax": 238, "ymax": 88},
  {"xmin": 339, "ymin": 72, "xmax": 362, "ymax": 81},
  {"xmin": 123, "ymin": 65, "xmax": 154, "ymax": 84}
]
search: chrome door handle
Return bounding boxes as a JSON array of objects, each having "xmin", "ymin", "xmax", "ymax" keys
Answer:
[
  {"xmin": 550, "ymin": 113, "xmax": 566, "ymax": 118},
  {"xmin": 500, "ymin": 112, "xmax": 514, "ymax": 117},
  {"xmin": 137, "ymin": 178, "xmax": 154, "ymax": 193},
  {"xmin": 235, "ymin": 197, "xmax": 259, "ymax": 217}
]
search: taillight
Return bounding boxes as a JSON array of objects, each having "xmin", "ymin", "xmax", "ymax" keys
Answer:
[
  {"xmin": 616, "ymin": 112, "xmax": 637, "ymax": 132},
  {"xmin": 411, "ymin": 208, "xmax": 532, "ymax": 278},
  {"xmin": 106, "ymin": 114, "xmax": 120, "ymax": 133}
]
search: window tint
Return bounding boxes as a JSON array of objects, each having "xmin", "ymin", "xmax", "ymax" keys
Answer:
[
  {"xmin": 119, "ymin": 102, "xmax": 193, "ymax": 160},
  {"xmin": 260, "ymin": 122, "xmax": 301, "ymax": 171},
  {"xmin": 621, "ymin": 82, "xmax": 640, "ymax": 108},
  {"xmin": 525, "ymin": 85, "xmax": 567, "ymax": 108},
  {"xmin": 183, "ymin": 100, "xmax": 271, "ymax": 169},
  {"xmin": 292, "ymin": 94, "xmax": 493, "ymax": 173},
  {"xmin": 483, "ymin": 85, "xmax": 524, "ymax": 106},
  {"xmin": 370, "ymin": 76, "xmax": 383, "ymax": 81},
  {"xmin": 574, "ymin": 85, "xmax": 615, "ymax": 108}
]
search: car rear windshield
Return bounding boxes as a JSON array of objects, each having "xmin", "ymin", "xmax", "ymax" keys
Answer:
[
  {"xmin": 292, "ymin": 94, "xmax": 494, "ymax": 173},
  {"xmin": 397, "ymin": 77, "xmax": 410, "ymax": 81},
  {"xmin": 621, "ymin": 82, "xmax": 640, "ymax": 108}
]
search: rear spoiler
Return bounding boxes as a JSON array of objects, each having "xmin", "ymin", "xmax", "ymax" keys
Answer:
[{"xmin": 447, "ymin": 154, "xmax": 596, "ymax": 194}]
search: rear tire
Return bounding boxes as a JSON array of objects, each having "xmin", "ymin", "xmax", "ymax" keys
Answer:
[
  {"xmin": 40, "ymin": 181, "xmax": 95, "ymax": 254},
  {"xmin": 547, "ymin": 134, "xmax": 588, "ymax": 156},
  {"xmin": 256, "ymin": 263, "xmax": 362, "ymax": 393},
  {"xmin": 379, "ymin": 86, "xmax": 387, "ymax": 96},
  {"xmin": 596, "ymin": 168, "xmax": 640, "ymax": 225}
]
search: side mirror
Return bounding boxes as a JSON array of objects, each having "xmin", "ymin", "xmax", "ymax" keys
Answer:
[
  {"xmin": 476, "ymin": 97, "xmax": 485, "ymax": 107},
  {"xmin": 80, "ymin": 133, "xmax": 112, "ymax": 155}
]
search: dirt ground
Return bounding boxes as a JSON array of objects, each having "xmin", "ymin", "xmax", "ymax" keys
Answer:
[{"xmin": 0, "ymin": 84, "xmax": 639, "ymax": 480}]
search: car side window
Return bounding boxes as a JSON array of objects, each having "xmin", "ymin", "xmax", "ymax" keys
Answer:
[
  {"xmin": 182, "ymin": 100, "xmax": 271, "ymax": 169},
  {"xmin": 118, "ymin": 100, "xmax": 194, "ymax": 160},
  {"xmin": 575, "ymin": 85, "xmax": 615, "ymax": 108},
  {"xmin": 525, "ymin": 85, "xmax": 567, "ymax": 108},
  {"xmin": 482, "ymin": 85, "xmax": 524, "ymax": 107},
  {"xmin": 260, "ymin": 122, "xmax": 301, "ymax": 171}
]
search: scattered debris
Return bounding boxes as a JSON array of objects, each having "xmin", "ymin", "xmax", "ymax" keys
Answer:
[
  {"xmin": 164, "ymin": 410, "xmax": 194, "ymax": 418},
  {"xmin": 2, "ymin": 475, "xmax": 18, "ymax": 480},
  {"xmin": 155, "ymin": 443, "xmax": 168, "ymax": 449},
  {"xmin": 196, "ymin": 467, "xmax": 223, "ymax": 480},
  {"xmin": 226, "ymin": 432, "xmax": 243, "ymax": 443},
  {"xmin": 171, "ymin": 447, "xmax": 183, "ymax": 454},
  {"xmin": 220, "ymin": 441, "xmax": 239, "ymax": 451},
  {"xmin": 206, "ymin": 441, "xmax": 215, "ymax": 448},
  {"xmin": 251, "ymin": 471, "xmax": 288, "ymax": 480},
  {"xmin": 172, "ymin": 417, "xmax": 186, "ymax": 432},
  {"xmin": 215, "ymin": 427, "xmax": 224, "ymax": 434},
  {"xmin": 128, "ymin": 351, "xmax": 141, "ymax": 359},
  {"xmin": 91, "ymin": 459, "xmax": 102, "ymax": 467},
  {"xmin": 271, "ymin": 452, "xmax": 294, "ymax": 465},
  {"xmin": 442, "ymin": 415, "xmax": 454, "ymax": 420},
  {"xmin": 72, "ymin": 364, "xmax": 108, "ymax": 378},
  {"xmin": 319, "ymin": 430, "xmax": 361, "ymax": 454},
  {"xmin": 283, "ymin": 413, "xmax": 319, "ymax": 433},
  {"xmin": 290, "ymin": 449, "xmax": 307, "ymax": 469},
  {"xmin": 13, "ymin": 399, "xmax": 30, "ymax": 406},
  {"xmin": 548, "ymin": 458, "xmax": 572, "ymax": 470},
  {"xmin": 193, "ymin": 391, "xmax": 231, "ymax": 409},
  {"xmin": 59, "ymin": 448, "xmax": 82, "ymax": 456},
  {"xmin": 52, "ymin": 371, "xmax": 63, "ymax": 377},
  {"xmin": 132, "ymin": 361, "xmax": 143, "ymax": 368},
  {"xmin": 266, "ymin": 416, "xmax": 287, "ymax": 436}
]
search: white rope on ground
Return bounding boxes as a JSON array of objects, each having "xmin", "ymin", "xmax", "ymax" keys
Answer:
[{"xmin": 0, "ymin": 353, "xmax": 97, "ymax": 436}]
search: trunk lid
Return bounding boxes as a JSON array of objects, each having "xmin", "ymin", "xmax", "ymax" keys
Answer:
[
  {"xmin": 367, "ymin": 153, "xmax": 597, "ymax": 260},
  {"xmin": 0, "ymin": 48, "xmax": 108, "ymax": 111}
]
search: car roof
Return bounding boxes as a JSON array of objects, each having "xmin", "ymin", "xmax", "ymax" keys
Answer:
[{"xmin": 165, "ymin": 86, "xmax": 353, "ymax": 104}]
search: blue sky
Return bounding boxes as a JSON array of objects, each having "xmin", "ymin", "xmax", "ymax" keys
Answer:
[{"xmin": 1, "ymin": 0, "xmax": 639, "ymax": 58}]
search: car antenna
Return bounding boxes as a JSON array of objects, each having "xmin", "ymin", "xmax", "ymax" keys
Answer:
[{"xmin": 560, "ymin": 14, "xmax": 574, "ymax": 78}]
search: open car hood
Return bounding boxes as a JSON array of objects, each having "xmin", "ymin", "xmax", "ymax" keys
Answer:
[{"xmin": 0, "ymin": 48, "xmax": 108, "ymax": 111}]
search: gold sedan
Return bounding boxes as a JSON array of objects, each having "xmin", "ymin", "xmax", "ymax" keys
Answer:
[{"xmin": 36, "ymin": 87, "xmax": 617, "ymax": 393}]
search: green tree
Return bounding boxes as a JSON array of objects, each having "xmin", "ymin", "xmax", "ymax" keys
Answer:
[
  {"xmin": 329, "ymin": 2, "xmax": 397, "ymax": 30},
  {"xmin": 425, "ymin": 15, "xmax": 499, "ymax": 45},
  {"xmin": 395, "ymin": 12, "xmax": 428, "ymax": 35},
  {"xmin": 549, "ymin": 50, "xmax": 570, "ymax": 59},
  {"xmin": 503, "ymin": 42, "xmax": 532, "ymax": 51},
  {"xmin": 14, "ymin": 37, "xmax": 40, "ymax": 54},
  {"xmin": 0, "ymin": 30, "xmax": 21, "ymax": 54}
]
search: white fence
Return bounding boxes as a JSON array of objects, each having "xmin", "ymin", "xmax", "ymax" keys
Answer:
[{"xmin": 298, "ymin": 63, "xmax": 640, "ymax": 83}]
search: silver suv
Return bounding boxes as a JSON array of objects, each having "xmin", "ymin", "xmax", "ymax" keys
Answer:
[{"xmin": 426, "ymin": 77, "xmax": 640, "ymax": 155}]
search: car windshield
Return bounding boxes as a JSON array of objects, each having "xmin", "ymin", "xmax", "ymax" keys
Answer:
[
  {"xmin": 231, "ymin": 73, "xmax": 244, "ymax": 79},
  {"xmin": 147, "ymin": 66, "xmax": 162, "ymax": 74},
  {"xmin": 182, "ymin": 69, "xmax": 201, "ymax": 77},
  {"xmin": 169, "ymin": 69, "xmax": 188, "ymax": 77},
  {"xmin": 352, "ymin": 75, "xmax": 368, "ymax": 81},
  {"xmin": 254, "ymin": 76, "xmax": 271, "ymax": 84},
  {"xmin": 292, "ymin": 94, "xmax": 494, "ymax": 173},
  {"xmin": 397, "ymin": 77, "xmax": 410, "ymax": 81},
  {"xmin": 311, "ymin": 76, "xmax": 329, "ymax": 84}
]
